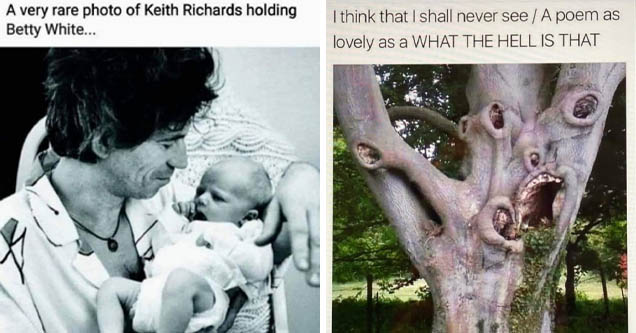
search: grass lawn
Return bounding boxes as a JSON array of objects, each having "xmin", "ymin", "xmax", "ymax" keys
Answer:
[
  {"xmin": 333, "ymin": 272, "xmax": 624, "ymax": 301},
  {"xmin": 333, "ymin": 273, "xmax": 627, "ymax": 332},
  {"xmin": 571, "ymin": 273, "xmax": 624, "ymax": 300}
]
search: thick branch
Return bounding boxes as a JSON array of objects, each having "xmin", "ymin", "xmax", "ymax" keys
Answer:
[
  {"xmin": 462, "ymin": 65, "xmax": 550, "ymax": 200},
  {"xmin": 387, "ymin": 106, "xmax": 460, "ymax": 139},
  {"xmin": 552, "ymin": 63, "xmax": 625, "ymax": 110},
  {"xmin": 528, "ymin": 64, "xmax": 625, "ymax": 304},
  {"xmin": 467, "ymin": 64, "xmax": 551, "ymax": 121},
  {"xmin": 361, "ymin": 170, "xmax": 445, "ymax": 270},
  {"xmin": 543, "ymin": 63, "xmax": 626, "ymax": 184},
  {"xmin": 334, "ymin": 65, "xmax": 463, "ymax": 235}
]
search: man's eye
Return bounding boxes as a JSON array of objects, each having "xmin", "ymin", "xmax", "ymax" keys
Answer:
[
  {"xmin": 212, "ymin": 194, "xmax": 225, "ymax": 202},
  {"xmin": 160, "ymin": 141, "xmax": 175, "ymax": 149}
]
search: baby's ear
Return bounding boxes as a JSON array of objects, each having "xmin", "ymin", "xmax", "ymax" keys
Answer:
[{"xmin": 243, "ymin": 209, "xmax": 259, "ymax": 221}]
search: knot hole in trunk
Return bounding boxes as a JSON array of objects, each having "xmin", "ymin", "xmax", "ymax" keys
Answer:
[
  {"xmin": 573, "ymin": 95, "xmax": 598, "ymax": 119},
  {"xmin": 489, "ymin": 103, "xmax": 504, "ymax": 129},
  {"xmin": 356, "ymin": 143, "xmax": 381, "ymax": 168}
]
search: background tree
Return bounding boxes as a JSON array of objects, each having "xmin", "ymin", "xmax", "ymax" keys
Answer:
[
  {"xmin": 576, "ymin": 220, "xmax": 627, "ymax": 316},
  {"xmin": 334, "ymin": 63, "xmax": 625, "ymax": 332}
]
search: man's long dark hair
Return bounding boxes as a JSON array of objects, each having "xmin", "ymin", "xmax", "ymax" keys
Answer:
[{"xmin": 44, "ymin": 48, "xmax": 217, "ymax": 163}]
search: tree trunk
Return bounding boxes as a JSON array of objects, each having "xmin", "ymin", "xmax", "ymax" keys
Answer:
[
  {"xmin": 599, "ymin": 267, "xmax": 609, "ymax": 316},
  {"xmin": 366, "ymin": 274, "xmax": 373, "ymax": 333},
  {"xmin": 334, "ymin": 64, "xmax": 625, "ymax": 332},
  {"xmin": 565, "ymin": 242, "xmax": 577, "ymax": 314},
  {"xmin": 374, "ymin": 293, "xmax": 380, "ymax": 333},
  {"xmin": 620, "ymin": 287, "xmax": 625, "ymax": 308}
]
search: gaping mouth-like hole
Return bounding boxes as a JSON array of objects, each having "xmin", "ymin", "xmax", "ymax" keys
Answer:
[
  {"xmin": 490, "ymin": 104, "xmax": 504, "ymax": 129},
  {"xmin": 515, "ymin": 173, "xmax": 563, "ymax": 230},
  {"xmin": 493, "ymin": 208, "xmax": 516, "ymax": 240}
]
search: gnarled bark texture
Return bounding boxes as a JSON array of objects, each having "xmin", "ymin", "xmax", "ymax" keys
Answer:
[{"xmin": 333, "ymin": 64, "xmax": 625, "ymax": 332}]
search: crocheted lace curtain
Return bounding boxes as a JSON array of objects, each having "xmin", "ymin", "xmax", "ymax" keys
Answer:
[{"xmin": 173, "ymin": 84, "xmax": 297, "ymax": 191}]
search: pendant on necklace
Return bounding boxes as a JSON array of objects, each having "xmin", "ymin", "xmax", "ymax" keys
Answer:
[{"xmin": 107, "ymin": 239, "xmax": 119, "ymax": 252}]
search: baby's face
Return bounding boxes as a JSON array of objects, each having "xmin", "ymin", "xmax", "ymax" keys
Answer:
[{"xmin": 194, "ymin": 168, "xmax": 255, "ymax": 223}]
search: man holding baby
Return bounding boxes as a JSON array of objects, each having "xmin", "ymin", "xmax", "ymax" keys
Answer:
[{"xmin": 0, "ymin": 48, "xmax": 319, "ymax": 332}]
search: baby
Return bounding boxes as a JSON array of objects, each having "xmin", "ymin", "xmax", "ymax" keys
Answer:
[{"xmin": 97, "ymin": 157, "xmax": 274, "ymax": 333}]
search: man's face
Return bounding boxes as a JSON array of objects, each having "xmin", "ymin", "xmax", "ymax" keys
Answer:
[
  {"xmin": 194, "ymin": 167, "xmax": 254, "ymax": 223},
  {"xmin": 101, "ymin": 127, "xmax": 189, "ymax": 199}
]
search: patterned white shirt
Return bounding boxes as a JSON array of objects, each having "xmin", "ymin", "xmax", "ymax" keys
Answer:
[{"xmin": 0, "ymin": 176, "xmax": 192, "ymax": 333}]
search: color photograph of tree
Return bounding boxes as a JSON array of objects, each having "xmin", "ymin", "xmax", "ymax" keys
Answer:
[{"xmin": 332, "ymin": 64, "xmax": 626, "ymax": 332}]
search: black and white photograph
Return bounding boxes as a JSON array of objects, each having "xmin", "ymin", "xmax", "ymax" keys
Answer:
[{"xmin": 0, "ymin": 48, "xmax": 319, "ymax": 333}]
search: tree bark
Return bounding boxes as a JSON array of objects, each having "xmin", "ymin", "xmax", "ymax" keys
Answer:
[
  {"xmin": 374, "ymin": 293, "xmax": 380, "ymax": 333},
  {"xmin": 367, "ymin": 274, "xmax": 374, "ymax": 333},
  {"xmin": 565, "ymin": 243, "xmax": 577, "ymax": 314},
  {"xmin": 599, "ymin": 266, "xmax": 609, "ymax": 316},
  {"xmin": 334, "ymin": 64, "xmax": 625, "ymax": 332},
  {"xmin": 620, "ymin": 287, "xmax": 625, "ymax": 308},
  {"xmin": 387, "ymin": 106, "xmax": 459, "ymax": 139}
]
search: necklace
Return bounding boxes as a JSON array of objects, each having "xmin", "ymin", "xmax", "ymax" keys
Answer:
[{"xmin": 70, "ymin": 207, "xmax": 124, "ymax": 252}]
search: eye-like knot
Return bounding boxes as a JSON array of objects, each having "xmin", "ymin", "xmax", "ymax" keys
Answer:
[
  {"xmin": 573, "ymin": 95, "xmax": 598, "ymax": 119},
  {"xmin": 530, "ymin": 153, "xmax": 540, "ymax": 167},
  {"xmin": 357, "ymin": 143, "xmax": 381, "ymax": 165}
]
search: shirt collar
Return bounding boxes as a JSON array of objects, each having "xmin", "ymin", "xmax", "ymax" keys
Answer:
[
  {"xmin": 26, "ymin": 176, "xmax": 78, "ymax": 246},
  {"xmin": 26, "ymin": 176, "xmax": 158, "ymax": 251},
  {"xmin": 26, "ymin": 176, "xmax": 161, "ymax": 287}
]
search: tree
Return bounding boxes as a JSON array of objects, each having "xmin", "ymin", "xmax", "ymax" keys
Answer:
[
  {"xmin": 333, "ymin": 64, "xmax": 625, "ymax": 332},
  {"xmin": 619, "ymin": 253, "xmax": 627, "ymax": 290},
  {"xmin": 579, "ymin": 219, "xmax": 627, "ymax": 316}
]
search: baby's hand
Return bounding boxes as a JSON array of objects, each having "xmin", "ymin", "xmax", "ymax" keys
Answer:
[{"xmin": 172, "ymin": 201, "xmax": 197, "ymax": 221}]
